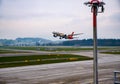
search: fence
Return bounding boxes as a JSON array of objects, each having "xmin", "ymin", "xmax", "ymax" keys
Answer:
[{"xmin": 114, "ymin": 71, "xmax": 120, "ymax": 84}]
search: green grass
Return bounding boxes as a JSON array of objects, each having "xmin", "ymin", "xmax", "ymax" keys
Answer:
[
  {"xmin": 100, "ymin": 48, "xmax": 120, "ymax": 54},
  {"xmin": 0, "ymin": 46, "xmax": 39, "ymax": 51},
  {"xmin": 0, "ymin": 49, "xmax": 29, "ymax": 54},
  {"xmin": 0, "ymin": 46, "xmax": 109, "ymax": 51},
  {"xmin": 101, "ymin": 51, "xmax": 120, "ymax": 54},
  {"xmin": 0, "ymin": 54, "xmax": 93, "ymax": 68}
]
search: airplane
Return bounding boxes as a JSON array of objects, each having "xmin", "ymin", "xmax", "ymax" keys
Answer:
[{"xmin": 52, "ymin": 32, "xmax": 83, "ymax": 39}]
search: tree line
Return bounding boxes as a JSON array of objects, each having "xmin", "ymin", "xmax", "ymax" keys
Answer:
[
  {"xmin": 60, "ymin": 39, "xmax": 120, "ymax": 46},
  {"xmin": 0, "ymin": 38, "xmax": 120, "ymax": 46}
]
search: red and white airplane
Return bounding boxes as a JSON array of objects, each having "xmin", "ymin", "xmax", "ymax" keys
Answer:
[{"xmin": 52, "ymin": 32, "xmax": 83, "ymax": 39}]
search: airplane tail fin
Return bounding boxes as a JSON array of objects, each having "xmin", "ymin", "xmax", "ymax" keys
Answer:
[{"xmin": 71, "ymin": 32, "xmax": 74, "ymax": 36}]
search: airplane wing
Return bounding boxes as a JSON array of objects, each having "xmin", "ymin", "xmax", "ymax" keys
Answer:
[
  {"xmin": 73, "ymin": 37, "xmax": 79, "ymax": 38},
  {"xmin": 52, "ymin": 32, "xmax": 65, "ymax": 35},
  {"xmin": 52, "ymin": 32, "xmax": 59, "ymax": 34},
  {"xmin": 73, "ymin": 33, "xmax": 83, "ymax": 36}
]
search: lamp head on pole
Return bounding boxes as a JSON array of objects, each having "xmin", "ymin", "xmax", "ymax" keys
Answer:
[{"xmin": 84, "ymin": 0, "xmax": 105, "ymax": 14}]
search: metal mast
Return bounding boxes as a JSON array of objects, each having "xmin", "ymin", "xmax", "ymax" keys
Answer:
[{"xmin": 84, "ymin": 0, "xmax": 105, "ymax": 84}]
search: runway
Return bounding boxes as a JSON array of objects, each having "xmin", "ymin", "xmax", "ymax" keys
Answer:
[{"xmin": 0, "ymin": 50, "xmax": 120, "ymax": 84}]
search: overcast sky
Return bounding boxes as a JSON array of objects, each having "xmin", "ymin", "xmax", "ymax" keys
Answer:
[{"xmin": 0, "ymin": 0, "xmax": 120, "ymax": 40}]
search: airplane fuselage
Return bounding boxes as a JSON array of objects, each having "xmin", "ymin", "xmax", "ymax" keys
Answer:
[{"xmin": 52, "ymin": 32, "xmax": 82, "ymax": 39}]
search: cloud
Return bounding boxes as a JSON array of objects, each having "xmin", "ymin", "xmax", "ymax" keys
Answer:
[
  {"xmin": 110, "ymin": 11, "xmax": 120, "ymax": 22},
  {"xmin": 0, "ymin": 0, "xmax": 120, "ymax": 40},
  {"xmin": 0, "ymin": 13, "xmax": 53, "ymax": 20},
  {"xmin": 117, "ymin": 0, "xmax": 120, "ymax": 7}
]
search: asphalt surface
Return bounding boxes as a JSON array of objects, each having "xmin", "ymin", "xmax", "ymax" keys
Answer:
[{"xmin": 0, "ymin": 50, "xmax": 120, "ymax": 84}]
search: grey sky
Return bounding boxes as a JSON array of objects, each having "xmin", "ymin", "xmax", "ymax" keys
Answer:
[{"xmin": 0, "ymin": 0, "xmax": 120, "ymax": 40}]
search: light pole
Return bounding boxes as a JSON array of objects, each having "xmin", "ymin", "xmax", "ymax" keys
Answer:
[{"xmin": 84, "ymin": 0, "xmax": 105, "ymax": 84}]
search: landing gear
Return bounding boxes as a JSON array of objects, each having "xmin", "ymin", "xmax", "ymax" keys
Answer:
[
  {"xmin": 53, "ymin": 34, "xmax": 57, "ymax": 37},
  {"xmin": 59, "ymin": 37, "xmax": 62, "ymax": 39},
  {"xmin": 64, "ymin": 35, "xmax": 67, "ymax": 39}
]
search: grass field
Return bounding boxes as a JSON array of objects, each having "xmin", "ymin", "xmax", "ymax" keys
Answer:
[
  {"xmin": 100, "ymin": 51, "xmax": 120, "ymax": 54},
  {"xmin": 0, "ymin": 49, "xmax": 30, "ymax": 54},
  {"xmin": 0, "ymin": 46, "xmax": 110, "ymax": 51},
  {"xmin": 0, "ymin": 46, "xmax": 119, "ymax": 68},
  {"xmin": 0, "ymin": 54, "xmax": 93, "ymax": 68},
  {"xmin": 100, "ymin": 47, "xmax": 120, "ymax": 54}
]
